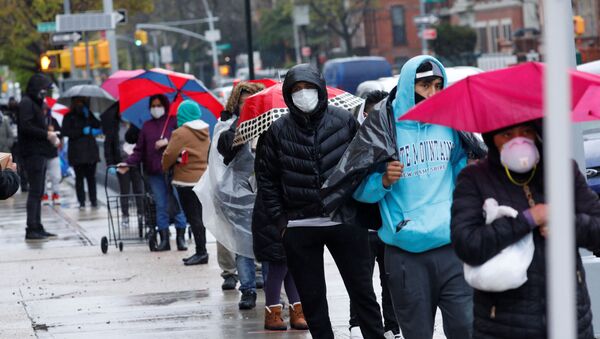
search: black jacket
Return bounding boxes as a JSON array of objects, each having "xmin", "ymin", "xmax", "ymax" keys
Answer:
[
  {"xmin": 18, "ymin": 73, "xmax": 54, "ymax": 158},
  {"xmin": 101, "ymin": 102, "xmax": 126, "ymax": 165},
  {"xmin": 217, "ymin": 115, "xmax": 243, "ymax": 166},
  {"xmin": 253, "ymin": 64, "xmax": 359, "ymax": 262},
  {"xmin": 0, "ymin": 169, "xmax": 19, "ymax": 199},
  {"xmin": 62, "ymin": 106, "xmax": 101, "ymax": 165},
  {"xmin": 451, "ymin": 153, "xmax": 599, "ymax": 338}
]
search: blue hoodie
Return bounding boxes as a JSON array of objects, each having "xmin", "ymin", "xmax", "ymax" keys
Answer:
[{"xmin": 353, "ymin": 55, "xmax": 467, "ymax": 253}]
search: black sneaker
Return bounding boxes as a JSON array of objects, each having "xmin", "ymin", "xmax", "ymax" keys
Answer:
[
  {"xmin": 238, "ymin": 290, "xmax": 257, "ymax": 310},
  {"xmin": 25, "ymin": 230, "xmax": 48, "ymax": 240},
  {"xmin": 221, "ymin": 275, "xmax": 238, "ymax": 290},
  {"xmin": 256, "ymin": 274, "xmax": 264, "ymax": 289},
  {"xmin": 40, "ymin": 230, "xmax": 57, "ymax": 238},
  {"xmin": 183, "ymin": 253, "xmax": 209, "ymax": 266}
]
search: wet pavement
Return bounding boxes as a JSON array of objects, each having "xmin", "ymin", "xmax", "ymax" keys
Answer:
[{"xmin": 0, "ymin": 181, "xmax": 447, "ymax": 339}]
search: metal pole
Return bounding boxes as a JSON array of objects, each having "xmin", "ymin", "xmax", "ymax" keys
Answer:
[
  {"xmin": 103, "ymin": 0, "xmax": 119, "ymax": 74},
  {"xmin": 84, "ymin": 32, "xmax": 91, "ymax": 79},
  {"xmin": 151, "ymin": 33, "xmax": 160, "ymax": 68},
  {"xmin": 245, "ymin": 0, "xmax": 255, "ymax": 80},
  {"xmin": 64, "ymin": 0, "xmax": 78, "ymax": 80},
  {"xmin": 543, "ymin": 0, "xmax": 575, "ymax": 338},
  {"xmin": 293, "ymin": 19, "xmax": 302, "ymax": 64},
  {"xmin": 201, "ymin": 0, "xmax": 220, "ymax": 86},
  {"xmin": 419, "ymin": 0, "xmax": 428, "ymax": 55}
]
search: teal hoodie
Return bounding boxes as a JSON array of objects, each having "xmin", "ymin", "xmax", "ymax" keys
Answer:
[{"xmin": 353, "ymin": 55, "xmax": 467, "ymax": 253}]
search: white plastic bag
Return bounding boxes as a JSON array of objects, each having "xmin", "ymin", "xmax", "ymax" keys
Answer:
[{"xmin": 463, "ymin": 198, "xmax": 535, "ymax": 292}]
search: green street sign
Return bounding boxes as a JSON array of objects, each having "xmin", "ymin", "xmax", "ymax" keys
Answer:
[
  {"xmin": 217, "ymin": 43, "xmax": 231, "ymax": 51},
  {"xmin": 37, "ymin": 21, "xmax": 57, "ymax": 33}
]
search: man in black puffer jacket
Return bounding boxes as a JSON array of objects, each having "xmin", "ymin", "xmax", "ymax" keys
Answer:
[
  {"xmin": 255, "ymin": 64, "xmax": 384, "ymax": 339},
  {"xmin": 19, "ymin": 73, "xmax": 59, "ymax": 240}
]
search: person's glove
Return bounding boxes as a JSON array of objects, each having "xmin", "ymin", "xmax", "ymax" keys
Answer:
[
  {"xmin": 108, "ymin": 167, "xmax": 117, "ymax": 175},
  {"xmin": 91, "ymin": 128, "xmax": 102, "ymax": 136},
  {"xmin": 82, "ymin": 126, "xmax": 91, "ymax": 135}
]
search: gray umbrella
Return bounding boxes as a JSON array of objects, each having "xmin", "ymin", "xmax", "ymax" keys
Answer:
[{"xmin": 57, "ymin": 85, "xmax": 116, "ymax": 113}]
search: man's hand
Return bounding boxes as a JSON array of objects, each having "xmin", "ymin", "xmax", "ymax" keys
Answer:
[
  {"xmin": 382, "ymin": 161, "xmax": 404, "ymax": 188},
  {"xmin": 116, "ymin": 162, "xmax": 129, "ymax": 175},
  {"xmin": 529, "ymin": 203, "xmax": 548, "ymax": 226},
  {"xmin": 47, "ymin": 131, "xmax": 60, "ymax": 146},
  {"xmin": 5, "ymin": 155, "xmax": 17, "ymax": 172},
  {"xmin": 154, "ymin": 138, "xmax": 168, "ymax": 150}
]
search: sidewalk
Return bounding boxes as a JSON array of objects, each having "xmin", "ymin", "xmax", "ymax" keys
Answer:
[{"xmin": 0, "ymin": 180, "xmax": 447, "ymax": 338}]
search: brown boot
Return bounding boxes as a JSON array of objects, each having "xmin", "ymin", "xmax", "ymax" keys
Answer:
[
  {"xmin": 264, "ymin": 304, "xmax": 287, "ymax": 331},
  {"xmin": 289, "ymin": 302, "xmax": 309, "ymax": 330}
]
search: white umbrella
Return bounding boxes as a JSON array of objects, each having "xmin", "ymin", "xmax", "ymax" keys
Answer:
[{"xmin": 57, "ymin": 85, "xmax": 116, "ymax": 113}]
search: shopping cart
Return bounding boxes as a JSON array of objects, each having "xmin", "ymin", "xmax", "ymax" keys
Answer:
[{"xmin": 101, "ymin": 165, "xmax": 157, "ymax": 254}]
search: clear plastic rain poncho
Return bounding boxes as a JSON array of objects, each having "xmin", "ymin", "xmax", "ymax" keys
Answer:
[{"xmin": 194, "ymin": 118, "xmax": 256, "ymax": 258}]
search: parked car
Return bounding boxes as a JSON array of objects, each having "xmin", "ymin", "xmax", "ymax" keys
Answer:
[{"xmin": 323, "ymin": 56, "xmax": 393, "ymax": 95}]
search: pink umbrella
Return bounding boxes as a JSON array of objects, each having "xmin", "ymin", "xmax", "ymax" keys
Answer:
[
  {"xmin": 400, "ymin": 62, "xmax": 600, "ymax": 133},
  {"xmin": 101, "ymin": 69, "xmax": 145, "ymax": 100}
]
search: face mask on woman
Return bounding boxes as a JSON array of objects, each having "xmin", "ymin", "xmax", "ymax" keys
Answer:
[
  {"xmin": 292, "ymin": 89, "xmax": 319, "ymax": 114},
  {"xmin": 500, "ymin": 137, "xmax": 540, "ymax": 173},
  {"xmin": 150, "ymin": 106, "xmax": 165, "ymax": 119}
]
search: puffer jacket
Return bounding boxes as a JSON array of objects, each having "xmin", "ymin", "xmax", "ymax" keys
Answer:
[
  {"xmin": 451, "ymin": 133, "xmax": 600, "ymax": 339},
  {"xmin": 254, "ymin": 64, "xmax": 359, "ymax": 241}
]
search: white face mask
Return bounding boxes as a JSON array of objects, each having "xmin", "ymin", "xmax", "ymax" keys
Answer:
[
  {"xmin": 500, "ymin": 137, "xmax": 540, "ymax": 173},
  {"xmin": 150, "ymin": 107, "xmax": 165, "ymax": 119},
  {"xmin": 292, "ymin": 89, "xmax": 319, "ymax": 114}
]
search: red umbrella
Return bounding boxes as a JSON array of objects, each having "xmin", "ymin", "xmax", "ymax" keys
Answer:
[
  {"xmin": 233, "ymin": 78, "xmax": 279, "ymax": 89},
  {"xmin": 44, "ymin": 97, "xmax": 69, "ymax": 126},
  {"xmin": 101, "ymin": 69, "xmax": 144, "ymax": 100},
  {"xmin": 233, "ymin": 83, "xmax": 364, "ymax": 146},
  {"xmin": 400, "ymin": 62, "xmax": 600, "ymax": 133}
]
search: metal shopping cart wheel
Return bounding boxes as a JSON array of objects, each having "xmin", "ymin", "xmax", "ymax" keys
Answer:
[{"xmin": 101, "ymin": 236, "xmax": 109, "ymax": 254}]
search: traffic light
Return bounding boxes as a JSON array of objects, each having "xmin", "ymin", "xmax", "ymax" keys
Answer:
[
  {"xmin": 73, "ymin": 45, "xmax": 95, "ymax": 68},
  {"xmin": 97, "ymin": 40, "xmax": 110, "ymax": 65},
  {"xmin": 135, "ymin": 30, "xmax": 148, "ymax": 46},
  {"xmin": 40, "ymin": 52, "xmax": 64, "ymax": 72},
  {"xmin": 574, "ymin": 16, "xmax": 585, "ymax": 36}
]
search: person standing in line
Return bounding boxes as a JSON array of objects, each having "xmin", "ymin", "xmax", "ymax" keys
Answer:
[
  {"xmin": 42, "ymin": 111, "xmax": 62, "ymax": 206},
  {"xmin": 353, "ymin": 56, "xmax": 473, "ymax": 339},
  {"xmin": 217, "ymin": 81, "xmax": 266, "ymax": 310},
  {"xmin": 119, "ymin": 94, "xmax": 188, "ymax": 251},
  {"xmin": 18, "ymin": 73, "xmax": 59, "ymax": 240},
  {"xmin": 162, "ymin": 100, "xmax": 210, "ymax": 265},
  {"xmin": 62, "ymin": 96, "xmax": 102, "ymax": 209},
  {"xmin": 255, "ymin": 64, "xmax": 385, "ymax": 339},
  {"xmin": 348, "ymin": 90, "xmax": 399, "ymax": 339}
]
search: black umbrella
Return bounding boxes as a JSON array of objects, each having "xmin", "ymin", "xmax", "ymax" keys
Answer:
[{"xmin": 58, "ymin": 85, "xmax": 116, "ymax": 113}]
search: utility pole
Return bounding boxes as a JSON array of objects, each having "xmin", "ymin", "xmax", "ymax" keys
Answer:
[
  {"xmin": 151, "ymin": 32, "xmax": 160, "ymax": 68},
  {"xmin": 64, "ymin": 0, "xmax": 78, "ymax": 79},
  {"xmin": 419, "ymin": 0, "xmax": 428, "ymax": 55},
  {"xmin": 103, "ymin": 0, "xmax": 119, "ymax": 74},
  {"xmin": 201, "ymin": 0, "xmax": 221, "ymax": 86},
  {"xmin": 245, "ymin": 0, "xmax": 255, "ymax": 80}
]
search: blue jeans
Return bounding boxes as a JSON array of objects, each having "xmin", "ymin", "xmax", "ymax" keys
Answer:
[
  {"xmin": 147, "ymin": 174, "xmax": 186, "ymax": 231},
  {"xmin": 236, "ymin": 255, "xmax": 257, "ymax": 293}
]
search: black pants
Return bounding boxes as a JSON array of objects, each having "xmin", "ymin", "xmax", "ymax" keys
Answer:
[
  {"xmin": 349, "ymin": 232, "xmax": 399, "ymax": 334},
  {"xmin": 73, "ymin": 163, "xmax": 97, "ymax": 206},
  {"xmin": 176, "ymin": 186, "xmax": 207, "ymax": 255},
  {"xmin": 385, "ymin": 244, "xmax": 473, "ymax": 339},
  {"xmin": 23, "ymin": 155, "xmax": 47, "ymax": 230},
  {"xmin": 283, "ymin": 224, "xmax": 384, "ymax": 339},
  {"xmin": 117, "ymin": 167, "xmax": 143, "ymax": 216}
]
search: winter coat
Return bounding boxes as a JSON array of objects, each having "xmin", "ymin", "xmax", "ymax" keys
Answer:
[
  {"xmin": 217, "ymin": 115, "xmax": 243, "ymax": 166},
  {"xmin": 101, "ymin": 102, "xmax": 127, "ymax": 165},
  {"xmin": 162, "ymin": 120, "xmax": 210, "ymax": 185},
  {"xmin": 18, "ymin": 73, "xmax": 54, "ymax": 158},
  {"xmin": 126, "ymin": 114, "xmax": 177, "ymax": 175},
  {"xmin": 253, "ymin": 64, "xmax": 359, "ymax": 262},
  {"xmin": 451, "ymin": 145, "xmax": 600, "ymax": 338},
  {"xmin": 62, "ymin": 106, "xmax": 101, "ymax": 165},
  {"xmin": 0, "ymin": 114, "xmax": 15, "ymax": 153},
  {"xmin": 0, "ymin": 169, "xmax": 19, "ymax": 199}
]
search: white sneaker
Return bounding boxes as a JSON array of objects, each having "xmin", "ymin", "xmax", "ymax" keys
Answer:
[
  {"xmin": 384, "ymin": 330, "xmax": 402, "ymax": 339},
  {"xmin": 121, "ymin": 216, "xmax": 129, "ymax": 228},
  {"xmin": 350, "ymin": 326, "xmax": 364, "ymax": 339}
]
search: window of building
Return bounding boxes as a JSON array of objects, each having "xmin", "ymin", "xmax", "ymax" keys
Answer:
[
  {"xmin": 391, "ymin": 6, "xmax": 407, "ymax": 46},
  {"xmin": 477, "ymin": 26, "xmax": 488, "ymax": 53},
  {"xmin": 490, "ymin": 24, "xmax": 500, "ymax": 52}
]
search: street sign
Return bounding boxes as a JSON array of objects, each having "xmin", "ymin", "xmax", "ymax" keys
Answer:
[
  {"xmin": 423, "ymin": 28, "xmax": 438, "ymax": 40},
  {"xmin": 117, "ymin": 9, "xmax": 128, "ymax": 25},
  {"xmin": 217, "ymin": 43, "xmax": 232, "ymax": 51},
  {"xmin": 413, "ymin": 15, "xmax": 439, "ymax": 25},
  {"xmin": 51, "ymin": 32, "xmax": 81, "ymax": 45},
  {"xmin": 37, "ymin": 22, "xmax": 56, "ymax": 33},
  {"xmin": 56, "ymin": 12, "xmax": 125, "ymax": 32},
  {"xmin": 293, "ymin": 5, "xmax": 310, "ymax": 26},
  {"xmin": 160, "ymin": 46, "xmax": 173, "ymax": 64},
  {"xmin": 205, "ymin": 29, "xmax": 221, "ymax": 42}
]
